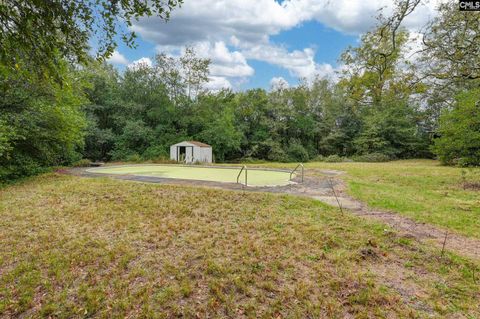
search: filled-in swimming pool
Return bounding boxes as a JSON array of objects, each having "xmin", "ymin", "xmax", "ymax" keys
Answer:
[{"xmin": 86, "ymin": 165, "xmax": 295, "ymax": 187}]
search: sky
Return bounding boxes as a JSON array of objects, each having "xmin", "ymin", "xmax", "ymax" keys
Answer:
[{"xmin": 107, "ymin": 0, "xmax": 441, "ymax": 91}]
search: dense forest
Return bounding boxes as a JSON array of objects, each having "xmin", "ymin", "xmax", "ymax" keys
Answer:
[{"xmin": 1, "ymin": 1, "xmax": 479, "ymax": 182}]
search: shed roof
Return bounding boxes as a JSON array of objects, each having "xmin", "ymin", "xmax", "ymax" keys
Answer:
[
  {"xmin": 187, "ymin": 141, "xmax": 211, "ymax": 148},
  {"xmin": 172, "ymin": 140, "xmax": 211, "ymax": 148}
]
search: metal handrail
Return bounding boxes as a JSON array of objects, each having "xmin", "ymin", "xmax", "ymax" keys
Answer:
[
  {"xmin": 236, "ymin": 165, "xmax": 247, "ymax": 186},
  {"xmin": 290, "ymin": 163, "xmax": 304, "ymax": 183}
]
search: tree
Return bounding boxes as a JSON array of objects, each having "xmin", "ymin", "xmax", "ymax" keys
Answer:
[
  {"xmin": 433, "ymin": 88, "xmax": 480, "ymax": 166},
  {"xmin": 81, "ymin": 63, "xmax": 122, "ymax": 161},
  {"xmin": 421, "ymin": 2, "xmax": 480, "ymax": 84},
  {"xmin": 155, "ymin": 48, "xmax": 210, "ymax": 103},
  {"xmin": 0, "ymin": 0, "xmax": 182, "ymax": 80},
  {"xmin": 418, "ymin": 2, "xmax": 480, "ymax": 132},
  {"xmin": 339, "ymin": 0, "xmax": 421, "ymax": 107},
  {"xmin": 337, "ymin": 0, "xmax": 428, "ymax": 158},
  {"xmin": 0, "ymin": 63, "xmax": 86, "ymax": 182},
  {"xmin": 181, "ymin": 47, "xmax": 210, "ymax": 99},
  {"xmin": 354, "ymin": 100, "xmax": 422, "ymax": 158}
]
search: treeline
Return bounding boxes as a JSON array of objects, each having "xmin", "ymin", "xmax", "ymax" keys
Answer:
[
  {"xmin": 1, "ymin": 1, "xmax": 479, "ymax": 182},
  {"xmin": 82, "ymin": 60, "xmax": 429, "ymax": 164}
]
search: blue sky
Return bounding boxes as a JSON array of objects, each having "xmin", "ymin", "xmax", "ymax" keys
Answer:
[{"xmin": 107, "ymin": 0, "xmax": 438, "ymax": 91}]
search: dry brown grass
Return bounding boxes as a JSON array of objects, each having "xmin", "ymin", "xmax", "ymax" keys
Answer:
[{"xmin": 0, "ymin": 173, "xmax": 479, "ymax": 318}]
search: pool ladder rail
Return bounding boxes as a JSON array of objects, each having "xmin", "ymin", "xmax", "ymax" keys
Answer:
[
  {"xmin": 290, "ymin": 163, "xmax": 304, "ymax": 183},
  {"xmin": 236, "ymin": 165, "xmax": 248, "ymax": 187}
]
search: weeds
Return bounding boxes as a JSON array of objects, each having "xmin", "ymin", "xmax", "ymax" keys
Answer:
[{"xmin": 0, "ymin": 173, "xmax": 479, "ymax": 317}]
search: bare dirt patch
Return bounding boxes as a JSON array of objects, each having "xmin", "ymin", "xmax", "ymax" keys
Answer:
[{"xmin": 463, "ymin": 182, "xmax": 480, "ymax": 191}]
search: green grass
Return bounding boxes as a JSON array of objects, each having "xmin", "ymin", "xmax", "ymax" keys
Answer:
[
  {"xmin": 0, "ymin": 173, "xmax": 479, "ymax": 317},
  {"xmin": 89, "ymin": 164, "xmax": 292, "ymax": 186},
  {"xmin": 252, "ymin": 160, "xmax": 480, "ymax": 239}
]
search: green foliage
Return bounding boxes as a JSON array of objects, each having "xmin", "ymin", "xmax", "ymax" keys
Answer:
[
  {"xmin": 246, "ymin": 139, "xmax": 286, "ymax": 162},
  {"xmin": 5, "ymin": 0, "xmax": 478, "ymax": 183},
  {"xmin": 286, "ymin": 142, "xmax": 309, "ymax": 162},
  {"xmin": 0, "ymin": 63, "xmax": 86, "ymax": 182},
  {"xmin": 0, "ymin": 119, "xmax": 16, "ymax": 159},
  {"xmin": 72, "ymin": 159, "xmax": 92, "ymax": 167},
  {"xmin": 125, "ymin": 154, "xmax": 142, "ymax": 163},
  {"xmin": 353, "ymin": 100, "xmax": 421, "ymax": 158},
  {"xmin": 111, "ymin": 120, "xmax": 155, "ymax": 160},
  {"xmin": 351, "ymin": 153, "xmax": 391, "ymax": 163},
  {"xmin": 79, "ymin": 53, "xmax": 432, "ymax": 166},
  {"xmin": 433, "ymin": 89, "xmax": 480, "ymax": 166},
  {"xmin": 142, "ymin": 146, "xmax": 169, "ymax": 161},
  {"xmin": 0, "ymin": 0, "xmax": 182, "ymax": 80}
]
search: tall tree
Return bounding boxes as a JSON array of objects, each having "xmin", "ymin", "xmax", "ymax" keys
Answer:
[
  {"xmin": 0, "ymin": 0, "xmax": 182, "ymax": 80},
  {"xmin": 432, "ymin": 88, "xmax": 480, "ymax": 166},
  {"xmin": 0, "ymin": 63, "xmax": 86, "ymax": 181},
  {"xmin": 419, "ymin": 1, "xmax": 480, "ymax": 129}
]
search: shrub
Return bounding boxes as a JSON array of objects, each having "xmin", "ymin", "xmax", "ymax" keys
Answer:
[
  {"xmin": 142, "ymin": 145, "xmax": 169, "ymax": 160},
  {"xmin": 252, "ymin": 140, "xmax": 288, "ymax": 162},
  {"xmin": 125, "ymin": 153, "xmax": 142, "ymax": 162},
  {"xmin": 312, "ymin": 155, "xmax": 325, "ymax": 162},
  {"xmin": 72, "ymin": 159, "xmax": 92, "ymax": 167},
  {"xmin": 287, "ymin": 143, "xmax": 309, "ymax": 162},
  {"xmin": 352, "ymin": 153, "xmax": 391, "ymax": 163},
  {"xmin": 323, "ymin": 154, "xmax": 344, "ymax": 163},
  {"xmin": 0, "ymin": 154, "xmax": 49, "ymax": 183}
]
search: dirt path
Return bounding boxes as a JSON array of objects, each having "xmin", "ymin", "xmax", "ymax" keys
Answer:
[
  {"xmin": 304, "ymin": 169, "xmax": 480, "ymax": 262},
  {"xmin": 67, "ymin": 166, "xmax": 480, "ymax": 261}
]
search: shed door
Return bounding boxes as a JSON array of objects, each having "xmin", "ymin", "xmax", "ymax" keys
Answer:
[{"xmin": 177, "ymin": 146, "xmax": 186, "ymax": 161}]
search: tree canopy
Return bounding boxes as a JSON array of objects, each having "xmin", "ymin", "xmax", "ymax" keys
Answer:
[
  {"xmin": 0, "ymin": 0, "xmax": 182, "ymax": 80},
  {"xmin": 1, "ymin": 0, "xmax": 480, "ymax": 183}
]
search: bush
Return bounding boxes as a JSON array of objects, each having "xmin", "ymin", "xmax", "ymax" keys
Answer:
[
  {"xmin": 251, "ymin": 140, "xmax": 288, "ymax": 162},
  {"xmin": 125, "ymin": 153, "xmax": 142, "ymax": 162},
  {"xmin": 287, "ymin": 143, "xmax": 309, "ymax": 162},
  {"xmin": 352, "ymin": 153, "xmax": 391, "ymax": 163},
  {"xmin": 142, "ymin": 145, "xmax": 169, "ymax": 160},
  {"xmin": 323, "ymin": 154, "xmax": 344, "ymax": 163},
  {"xmin": 72, "ymin": 159, "xmax": 92, "ymax": 167},
  {"xmin": 0, "ymin": 154, "xmax": 48, "ymax": 183}
]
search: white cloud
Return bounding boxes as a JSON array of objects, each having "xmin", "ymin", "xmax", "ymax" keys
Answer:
[
  {"xmin": 242, "ymin": 44, "xmax": 316, "ymax": 79},
  {"xmin": 132, "ymin": 0, "xmax": 441, "ymax": 45},
  {"xmin": 315, "ymin": 63, "xmax": 338, "ymax": 80},
  {"xmin": 131, "ymin": 0, "xmax": 299, "ymax": 46},
  {"xmin": 204, "ymin": 76, "xmax": 232, "ymax": 91},
  {"xmin": 127, "ymin": 57, "xmax": 153, "ymax": 69},
  {"xmin": 108, "ymin": 50, "xmax": 129, "ymax": 65},
  {"xmin": 193, "ymin": 41, "xmax": 254, "ymax": 78},
  {"xmin": 304, "ymin": 0, "xmax": 441, "ymax": 34},
  {"xmin": 128, "ymin": 0, "xmax": 443, "ymax": 88}
]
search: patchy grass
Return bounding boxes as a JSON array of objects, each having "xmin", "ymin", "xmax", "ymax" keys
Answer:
[
  {"xmin": 252, "ymin": 160, "xmax": 480, "ymax": 239},
  {"xmin": 0, "ymin": 173, "xmax": 479, "ymax": 317}
]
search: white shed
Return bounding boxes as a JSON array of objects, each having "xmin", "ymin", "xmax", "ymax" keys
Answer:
[{"xmin": 170, "ymin": 141, "xmax": 213, "ymax": 164}]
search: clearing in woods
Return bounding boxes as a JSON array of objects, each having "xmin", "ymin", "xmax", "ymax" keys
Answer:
[{"xmin": 0, "ymin": 160, "xmax": 479, "ymax": 317}]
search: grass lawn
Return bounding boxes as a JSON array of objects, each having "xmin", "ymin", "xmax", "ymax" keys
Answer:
[
  {"xmin": 0, "ymin": 173, "xmax": 479, "ymax": 317},
  {"xmin": 254, "ymin": 160, "xmax": 480, "ymax": 239}
]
